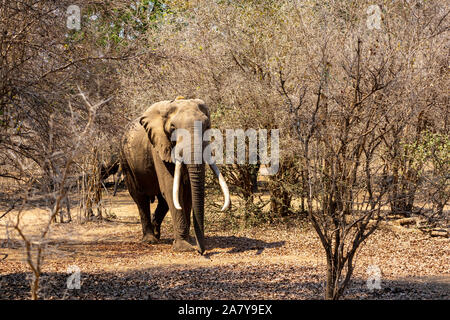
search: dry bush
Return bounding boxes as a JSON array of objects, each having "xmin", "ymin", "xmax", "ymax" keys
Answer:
[
  {"xmin": 11, "ymin": 90, "xmax": 107, "ymax": 299},
  {"xmin": 1, "ymin": 0, "xmax": 448, "ymax": 300},
  {"xmin": 0, "ymin": 0, "xmax": 151, "ymax": 298},
  {"xmin": 118, "ymin": 0, "xmax": 449, "ymax": 299},
  {"xmin": 0, "ymin": 0, "xmax": 144, "ymax": 216}
]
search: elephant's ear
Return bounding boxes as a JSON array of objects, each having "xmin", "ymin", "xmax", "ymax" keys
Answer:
[
  {"xmin": 194, "ymin": 99, "xmax": 209, "ymax": 117},
  {"xmin": 139, "ymin": 103, "xmax": 173, "ymax": 162},
  {"xmin": 194, "ymin": 99, "xmax": 211, "ymax": 128}
]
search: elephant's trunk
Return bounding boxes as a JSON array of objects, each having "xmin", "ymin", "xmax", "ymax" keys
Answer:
[{"xmin": 187, "ymin": 163, "xmax": 206, "ymax": 254}]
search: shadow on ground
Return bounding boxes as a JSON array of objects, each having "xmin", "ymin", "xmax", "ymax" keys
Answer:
[
  {"xmin": 1, "ymin": 266, "xmax": 448, "ymax": 300},
  {"xmin": 1, "ymin": 234, "xmax": 284, "ymax": 260},
  {"xmin": 205, "ymin": 235, "xmax": 285, "ymax": 256},
  {"xmin": 0, "ymin": 265, "xmax": 322, "ymax": 299}
]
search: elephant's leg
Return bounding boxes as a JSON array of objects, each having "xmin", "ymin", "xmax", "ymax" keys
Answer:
[
  {"xmin": 122, "ymin": 164, "xmax": 158, "ymax": 243},
  {"xmin": 172, "ymin": 181, "xmax": 194, "ymax": 252},
  {"xmin": 152, "ymin": 193, "xmax": 169, "ymax": 239},
  {"xmin": 153, "ymin": 160, "xmax": 194, "ymax": 252},
  {"xmin": 132, "ymin": 193, "xmax": 158, "ymax": 244},
  {"xmin": 163, "ymin": 183, "xmax": 194, "ymax": 252}
]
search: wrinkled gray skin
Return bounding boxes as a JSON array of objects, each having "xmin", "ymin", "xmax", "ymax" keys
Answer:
[{"xmin": 120, "ymin": 98, "xmax": 212, "ymax": 254}]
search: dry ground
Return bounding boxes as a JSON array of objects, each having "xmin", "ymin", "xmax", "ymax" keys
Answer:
[{"xmin": 0, "ymin": 191, "xmax": 448, "ymax": 300}]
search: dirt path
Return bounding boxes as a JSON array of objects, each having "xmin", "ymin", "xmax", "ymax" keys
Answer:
[{"xmin": 0, "ymin": 191, "xmax": 449, "ymax": 299}]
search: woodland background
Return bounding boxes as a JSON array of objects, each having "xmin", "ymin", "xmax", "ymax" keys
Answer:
[{"xmin": 0, "ymin": 0, "xmax": 448, "ymax": 300}]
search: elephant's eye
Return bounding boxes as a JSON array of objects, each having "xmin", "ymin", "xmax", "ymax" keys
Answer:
[{"xmin": 169, "ymin": 124, "xmax": 176, "ymax": 133}]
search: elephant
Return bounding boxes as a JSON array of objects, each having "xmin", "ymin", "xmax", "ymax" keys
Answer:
[{"xmin": 119, "ymin": 97, "xmax": 230, "ymax": 254}]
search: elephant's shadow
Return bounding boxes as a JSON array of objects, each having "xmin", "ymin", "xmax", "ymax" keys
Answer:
[{"xmin": 204, "ymin": 235, "xmax": 285, "ymax": 257}]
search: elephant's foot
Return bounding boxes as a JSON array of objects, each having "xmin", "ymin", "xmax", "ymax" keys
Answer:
[
  {"xmin": 172, "ymin": 239, "xmax": 195, "ymax": 252},
  {"xmin": 142, "ymin": 233, "xmax": 159, "ymax": 244},
  {"xmin": 153, "ymin": 224, "xmax": 161, "ymax": 240}
]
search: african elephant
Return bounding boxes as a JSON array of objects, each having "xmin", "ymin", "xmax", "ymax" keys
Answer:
[{"xmin": 119, "ymin": 97, "xmax": 230, "ymax": 254}]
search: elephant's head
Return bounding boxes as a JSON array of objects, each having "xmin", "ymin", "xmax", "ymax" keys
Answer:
[{"xmin": 139, "ymin": 97, "xmax": 230, "ymax": 254}]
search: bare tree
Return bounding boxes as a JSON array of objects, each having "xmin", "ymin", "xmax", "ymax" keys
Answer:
[
  {"xmin": 12, "ymin": 89, "xmax": 108, "ymax": 299},
  {"xmin": 126, "ymin": 0, "xmax": 448, "ymax": 299}
]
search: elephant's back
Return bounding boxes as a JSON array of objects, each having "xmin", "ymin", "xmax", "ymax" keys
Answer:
[
  {"xmin": 120, "ymin": 119, "xmax": 147, "ymax": 160},
  {"xmin": 119, "ymin": 118, "xmax": 158, "ymax": 194}
]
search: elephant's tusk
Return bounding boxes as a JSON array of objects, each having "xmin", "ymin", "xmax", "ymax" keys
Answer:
[
  {"xmin": 209, "ymin": 163, "xmax": 230, "ymax": 211},
  {"xmin": 173, "ymin": 160, "xmax": 182, "ymax": 210}
]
